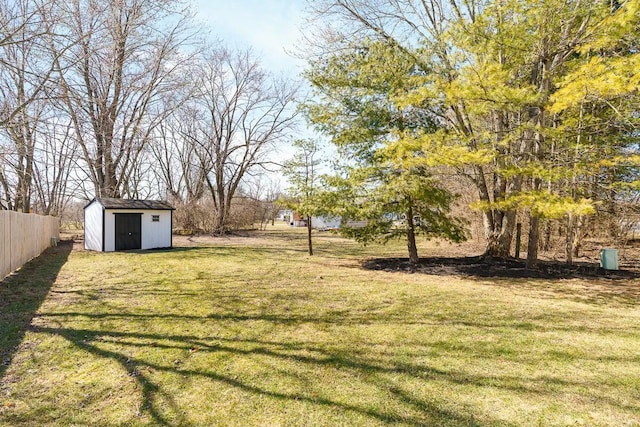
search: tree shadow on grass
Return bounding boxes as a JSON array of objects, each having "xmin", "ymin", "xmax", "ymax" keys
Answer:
[
  {"xmin": 24, "ymin": 308, "xmax": 640, "ymax": 425},
  {"xmin": 28, "ymin": 323, "xmax": 519, "ymax": 427},
  {"xmin": 6, "ymin": 305, "xmax": 638, "ymax": 425},
  {"xmin": 26, "ymin": 318, "xmax": 640, "ymax": 426},
  {"xmin": 0, "ymin": 240, "xmax": 72, "ymax": 380}
]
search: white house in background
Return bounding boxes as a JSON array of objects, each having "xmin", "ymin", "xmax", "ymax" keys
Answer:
[
  {"xmin": 311, "ymin": 215, "xmax": 341, "ymax": 230},
  {"xmin": 84, "ymin": 198, "xmax": 174, "ymax": 252},
  {"xmin": 288, "ymin": 212, "xmax": 367, "ymax": 230}
]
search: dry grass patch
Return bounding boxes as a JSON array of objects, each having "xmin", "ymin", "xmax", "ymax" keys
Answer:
[{"xmin": 1, "ymin": 226, "xmax": 639, "ymax": 426}]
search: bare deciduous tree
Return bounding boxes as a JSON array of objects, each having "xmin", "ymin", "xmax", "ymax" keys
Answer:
[
  {"xmin": 54, "ymin": 0, "xmax": 194, "ymax": 198},
  {"xmin": 150, "ymin": 109, "xmax": 207, "ymax": 204},
  {"xmin": 242, "ymin": 175, "xmax": 283, "ymax": 230},
  {"xmin": 0, "ymin": 0, "xmax": 60, "ymax": 128},
  {"xmin": 32, "ymin": 117, "xmax": 80, "ymax": 215},
  {"xmin": 0, "ymin": 0, "xmax": 62, "ymax": 212},
  {"xmin": 182, "ymin": 47, "xmax": 299, "ymax": 234}
]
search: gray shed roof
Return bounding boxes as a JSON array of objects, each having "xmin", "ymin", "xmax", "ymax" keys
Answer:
[{"xmin": 86, "ymin": 197, "xmax": 174, "ymax": 210}]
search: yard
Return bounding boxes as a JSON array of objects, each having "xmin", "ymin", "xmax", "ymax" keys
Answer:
[{"xmin": 1, "ymin": 226, "xmax": 639, "ymax": 426}]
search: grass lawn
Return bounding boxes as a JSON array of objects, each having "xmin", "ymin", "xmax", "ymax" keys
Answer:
[{"xmin": 1, "ymin": 226, "xmax": 640, "ymax": 426}]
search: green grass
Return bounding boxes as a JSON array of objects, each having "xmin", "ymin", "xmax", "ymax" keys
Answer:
[
  {"xmin": 0, "ymin": 242, "xmax": 72, "ymax": 378},
  {"xmin": 1, "ymin": 227, "xmax": 640, "ymax": 426}
]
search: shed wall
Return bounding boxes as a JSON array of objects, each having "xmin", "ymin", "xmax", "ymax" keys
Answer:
[
  {"xmin": 84, "ymin": 201, "xmax": 103, "ymax": 251},
  {"xmin": 104, "ymin": 209, "xmax": 171, "ymax": 251}
]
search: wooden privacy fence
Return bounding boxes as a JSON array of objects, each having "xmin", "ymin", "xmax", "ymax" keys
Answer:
[{"xmin": 0, "ymin": 211, "xmax": 60, "ymax": 279}]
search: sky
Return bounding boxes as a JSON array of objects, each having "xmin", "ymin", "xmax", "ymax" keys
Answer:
[
  {"xmin": 193, "ymin": 0, "xmax": 307, "ymax": 77},
  {"xmin": 191, "ymin": 0, "xmax": 334, "ymax": 182}
]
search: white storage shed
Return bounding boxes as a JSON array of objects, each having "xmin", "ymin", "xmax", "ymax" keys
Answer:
[{"xmin": 84, "ymin": 198, "xmax": 174, "ymax": 252}]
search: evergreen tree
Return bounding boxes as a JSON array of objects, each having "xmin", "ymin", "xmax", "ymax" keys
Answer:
[
  {"xmin": 305, "ymin": 40, "xmax": 466, "ymax": 263},
  {"xmin": 283, "ymin": 139, "xmax": 324, "ymax": 256}
]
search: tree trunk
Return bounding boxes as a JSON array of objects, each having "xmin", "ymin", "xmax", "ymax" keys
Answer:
[
  {"xmin": 526, "ymin": 213, "xmax": 540, "ymax": 269},
  {"xmin": 565, "ymin": 214, "xmax": 574, "ymax": 265},
  {"xmin": 479, "ymin": 166, "xmax": 520, "ymax": 258},
  {"xmin": 572, "ymin": 216, "xmax": 583, "ymax": 259},
  {"xmin": 307, "ymin": 215, "xmax": 313, "ymax": 256},
  {"xmin": 406, "ymin": 207, "xmax": 419, "ymax": 264},
  {"xmin": 543, "ymin": 222, "xmax": 552, "ymax": 251},
  {"xmin": 483, "ymin": 208, "xmax": 517, "ymax": 258},
  {"xmin": 213, "ymin": 205, "xmax": 227, "ymax": 235},
  {"xmin": 0, "ymin": 172, "xmax": 13, "ymax": 210}
]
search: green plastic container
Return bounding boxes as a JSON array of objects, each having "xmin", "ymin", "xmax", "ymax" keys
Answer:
[{"xmin": 600, "ymin": 248, "xmax": 619, "ymax": 270}]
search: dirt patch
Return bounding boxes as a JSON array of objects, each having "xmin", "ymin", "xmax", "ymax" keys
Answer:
[{"xmin": 363, "ymin": 256, "xmax": 640, "ymax": 280}]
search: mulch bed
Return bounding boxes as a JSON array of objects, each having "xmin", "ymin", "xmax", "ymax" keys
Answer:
[{"xmin": 363, "ymin": 256, "xmax": 640, "ymax": 280}]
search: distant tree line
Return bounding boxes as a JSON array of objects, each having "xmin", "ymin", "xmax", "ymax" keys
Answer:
[{"xmin": 0, "ymin": 0, "xmax": 297, "ymax": 234}]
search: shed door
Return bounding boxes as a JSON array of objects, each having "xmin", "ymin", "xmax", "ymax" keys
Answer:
[{"xmin": 115, "ymin": 213, "xmax": 142, "ymax": 250}]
